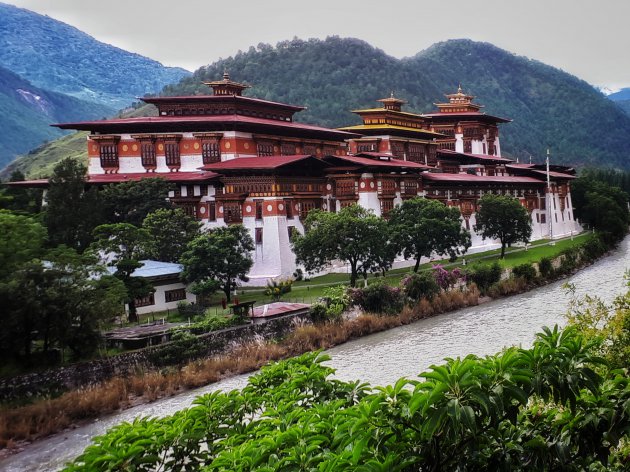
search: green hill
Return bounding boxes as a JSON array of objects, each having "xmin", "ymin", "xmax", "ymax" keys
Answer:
[
  {"xmin": 8, "ymin": 37, "xmax": 630, "ymax": 178},
  {"xmin": 0, "ymin": 65, "xmax": 113, "ymax": 169},
  {"xmin": 0, "ymin": 2, "xmax": 189, "ymax": 110}
]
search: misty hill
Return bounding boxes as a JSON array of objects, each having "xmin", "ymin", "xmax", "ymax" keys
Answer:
[
  {"xmin": 608, "ymin": 88, "xmax": 630, "ymax": 102},
  {"xmin": 0, "ymin": 65, "xmax": 113, "ymax": 168},
  {"xmin": 0, "ymin": 2, "xmax": 189, "ymax": 109}
]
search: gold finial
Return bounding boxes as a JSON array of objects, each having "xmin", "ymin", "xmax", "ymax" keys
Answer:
[
  {"xmin": 390, "ymin": 90, "xmax": 395, "ymax": 98},
  {"xmin": 223, "ymin": 70, "xmax": 230, "ymax": 81},
  {"xmin": 457, "ymin": 83, "xmax": 463, "ymax": 94}
]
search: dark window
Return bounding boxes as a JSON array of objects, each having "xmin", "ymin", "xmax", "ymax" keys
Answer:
[
  {"xmin": 165, "ymin": 288, "xmax": 186, "ymax": 303},
  {"xmin": 141, "ymin": 142, "xmax": 156, "ymax": 167},
  {"xmin": 540, "ymin": 214, "xmax": 546, "ymax": 224},
  {"xmin": 255, "ymin": 227, "xmax": 263, "ymax": 245},
  {"xmin": 357, "ymin": 143, "xmax": 377, "ymax": 153},
  {"xmin": 165, "ymin": 142, "xmax": 180, "ymax": 167},
  {"xmin": 464, "ymin": 140, "xmax": 472, "ymax": 153},
  {"xmin": 407, "ymin": 143, "xmax": 424, "ymax": 163},
  {"xmin": 285, "ymin": 199, "xmax": 293, "ymax": 218},
  {"xmin": 100, "ymin": 144, "xmax": 118, "ymax": 168},
  {"xmin": 257, "ymin": 142, "xmax": 275, "ymax": 157},
  {"xmin": 202, "ymin": 140, "xmax": 221, "ymax": 164},
  {"xmin": 303, "ymin": 144, "xmax": 318, "ymax": 155},
  {"xmin": 135, "ymin": 293, "xmax": 155, "ymax": 307},
  {"xmin": 208, "ymin": 202, "xmax": 216, "ymax": 221},
  {"xmin": 281, "ymin": 142, "xmax": 296, "ymax": 155},
  {"xmin": 255, "ymin": 200, "xmax": 263, "ymax": 220}
]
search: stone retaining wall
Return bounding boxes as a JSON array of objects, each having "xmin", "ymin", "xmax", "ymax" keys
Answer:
[{"xmin": 0, "ymin": 313, "xmax": 309, "ymax": 401}]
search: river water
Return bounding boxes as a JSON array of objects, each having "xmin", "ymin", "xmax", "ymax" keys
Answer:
[{"xmin": 2, "ymin": 237, "xmax": 629, "ymax": 472}]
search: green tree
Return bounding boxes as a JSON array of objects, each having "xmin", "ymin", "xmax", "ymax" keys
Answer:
[
  {"xmin": 142, "ymin": 208, "xmax": 201, "ymax": 262},
  {"xmin": 181, "ymin": 225, "xmax": 254, "ymax": 302},
  {"xmin": 90, "ymin": 223, "xmax": 153, "ymax": 323},
  {"xmin": 43, "ymin": 158, "xmax": 104, "ymax": 251},
  {"xmin": 474, "ymin": 194, "xmax": 532, "ymax": 258},
  {"xmin": 571, "ymin": 176, "xmax": 629, "ymax": 244},
  {"xmin": 292, "ymin": 205, "xmax": 392, "ymax": 287},
  {"xmin": 0, "ymin": 170, "xmax": 43, "ymax": 215},
  {"xmin": 388, "ymin": 197, "xmax": 471, "ymax": 272},
  {"xmin": 0, "ymin": 247, "xmax": 125, "ymax": 364},
  {"xmin": 0, "ymin": 210, "xmax": 47, "ymax": 280},
  {"xmin": 100, "ymin": 178, "xmax": 173, "ymax": 226}
]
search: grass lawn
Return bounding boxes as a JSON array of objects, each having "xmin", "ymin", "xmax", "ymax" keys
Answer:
[{"xmin": 132, "ymin": 233, "xmax": 593, "ymax": 318}]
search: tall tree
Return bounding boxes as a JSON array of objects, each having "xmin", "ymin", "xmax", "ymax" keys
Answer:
[
  {"xmin": 474, "ymin": 194, "xmax": 532, "ymax": 258},
  {"xmin": 142, "ymin": 208, "xmax": 201, "ymax": 262},
  {"xmin": 388, "ymin": 197, "xmax": 471, "ymax": 272},
  {"xmin": 292, "ymin": 205, "xmax": 392, "ymax": 287},
  {"xmin": 0, "ymin": 210, "xmax": 47, "ymax": 280},
  {"xmin": 100, "ymin": 178, "xmax": 173, "ymax": 226},
  {"xmin": 181, "ymin": 225, "xmax": 254, "ymax": 302},
  {"xmin": 44, "ymin": 158, "xmax": 104, "ymax": 252},
  {"xmin": 90, "ymin": 223, "xmax": 153, "ymax": 323}
]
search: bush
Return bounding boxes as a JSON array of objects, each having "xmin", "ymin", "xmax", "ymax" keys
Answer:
[
  {"xmin": 467, "ymin": 262, "xmax": 502, "ymax": 295},
  {"xmin": 174, "ymin": 313, "xmax": 241, "ymax": 335},
  {"xmin": 580, "ymin": 235, "xmax": 608, "ymax": 262},
  {"xmin": 512, "ymin": 263, "xmax": 537, "ymax": 282},
  {"xmin": 147, "ymin": 330, "xmax": 205, "ymax": 367},
  {"xmin": 349, "ymin": 280, "xmax": 403, "ymax": 315},
  {"xmin": 402, "ymin": 272, "xmax": 440, "ymax": 302},
  {"xmin": 538, "ymin": 257, "xmax": 554, "ymax": 278},
  {"xmin": 265, "ymin": 278, "xmax": 293, "ymax": 301},
  {"xmin": 311, "ymin": 285, "xmax": 350, "ymax": 323}
]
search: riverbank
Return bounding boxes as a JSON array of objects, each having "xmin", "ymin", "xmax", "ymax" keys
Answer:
[{"xmin": 0, "ymin": 232, "xmax": 613, "ymax": 458}]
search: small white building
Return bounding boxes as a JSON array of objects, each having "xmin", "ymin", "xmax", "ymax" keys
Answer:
[{"xmin": 108, "ymin": 260, "xmax": 196, "ymax": 315}]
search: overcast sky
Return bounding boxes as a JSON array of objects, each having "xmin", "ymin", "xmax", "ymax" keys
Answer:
[{"xmin": 6, "ymin": 0, "xmax": 630, "ymax": 90}]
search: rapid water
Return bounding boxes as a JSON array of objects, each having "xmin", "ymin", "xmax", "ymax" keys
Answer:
[{"xmin": 2, "ymin": 237, "xmax": 628, "ymax": 471}]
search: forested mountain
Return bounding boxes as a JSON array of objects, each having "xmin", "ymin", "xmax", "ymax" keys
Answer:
[
  {"xmin": 7, "ymin": 36, "xmax": 630, "ymax": 177},
  {"xmin": 166, "ymin": 37, "xmax": 630, "ymax": 168},
  {"xmin": 0, "ymin": 2, "xmax": 189, "ymax": 109},
  {"xmin": 0, "ymin": 65, "xmax": 112, "ymax": 168}
]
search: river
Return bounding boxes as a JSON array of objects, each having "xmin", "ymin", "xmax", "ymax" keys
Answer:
[{"xmin": 1, "ymin": 237, "xmax": 629, "ymax": 471}]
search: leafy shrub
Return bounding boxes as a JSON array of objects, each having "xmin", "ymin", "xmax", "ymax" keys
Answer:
[
  {"xmin": 512, "ymin": 263, "xmax": 537, "ymax": 282},
  {"xmin": 174, "ymin": 313, "xmax": 241, "ymax": 335},
  {"xmin": 467, "ymin": 262, "xmax": 502, "ymax": 295},
  {"xmin": 349, "ymin": 280, "xmax": 403, "ymax": 315},
  {"xmin": 147, "ymin": 330, "xmax": 205, "ymax": 367},
  {"xmin": 265, "ymin": 278, "xmax": 293, "ymax": 301},
  {"xmin": 402, "ymin": 271, "xmax": 440, "ymax": 302},
  {"xmin": 538, "ymin": 257, "xmax": 554, "ymax": 278},
  {"xmin": 177, "ymin": 301, "xmax": 205, "ymax": 319},
  {"xmin": 311, "ymin": 285, "xmax": 350, "ymax": 323},
  {"xmin": 580, "ymin": 235, "xmax": 608, "ymax": 262},
  {"xmin": 432, "ymin": 264, "xmax": 466, "ymax": 290}
]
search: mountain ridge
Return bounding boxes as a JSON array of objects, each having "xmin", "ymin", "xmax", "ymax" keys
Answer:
[{"xmin": 5, "ymin": 36, "xmax": 630, "ymax": 177}]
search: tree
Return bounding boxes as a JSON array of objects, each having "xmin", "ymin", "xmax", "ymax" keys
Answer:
[
  {"xmin": 142, "ymin": 208, "xmax": 201, "ymax": 262},
  {"xmin": 181, "ymin": 225, "xmax": 254, "ymax": 302},
  {"xmin": 0, "ymin": 210, "xmax": 47, "ymax": 280},
  {"xmin": 571, "ymin": 177, "xmax": 629, "ymax": 244},
  {"xmin": 90, "ymin": 223, "xmax": 153, "ymax": 323},
  {"xmin": 100, "ymin": 178, "xmax": 173, "ymax": 226},
  {"xmin": 0, "ymin": 247, "xmax": 125, "ymax": 364},
  {"xmin": 474, "ymin": 194, "xmax": 532, "ymax": 258},
  {"xmin": 43, "ymin": 158, "xmax": 104, "ymax": 251},
  {"xmin": 0, "ymin": 170, "xmax": 43, "ymax": 215},
  {"xmin": 292, "ymin": 205, "xmax": 392, "ymax": 287},
  {"xmin": 388, "ymin": 197, "xmax": 471, "ymax": 272}
]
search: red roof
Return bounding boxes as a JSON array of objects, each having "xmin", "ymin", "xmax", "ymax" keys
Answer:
[
  {"xmin": 88, "ymin": 171, "xmax": 220, "ymax": 184},
  {"xmin": 141, "ymin": 94, "xmax": 306, "ymax": 111},
  {"xmin": 422, "ymin": 173, "xmax": 544, "ymax": 184},
  {"xmin": 200, "ymin": 155, "xmax": 325, "ymax": 171},
  {"xmin": 438, "ymin": 149, "xmax": 514, "ymax": 163},
  {"xmin": 506, "ymin": 165, "xmax": 576, "ymax": 180},
  {"xmin": 328, "ymin": 154, "xmax": 434, "ymax": 170},
  {"xmin": 53, "ymin": 114, "xmax": 359, "ymax": 139},
  {"xmin": 422, "ymin": 111, "xmax": 511, "ymax": 123}
]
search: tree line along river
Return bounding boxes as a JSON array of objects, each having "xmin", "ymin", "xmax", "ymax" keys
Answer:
[{"xmin": 2, "ymin": 236, "xmax": 629, "ymax": 472}]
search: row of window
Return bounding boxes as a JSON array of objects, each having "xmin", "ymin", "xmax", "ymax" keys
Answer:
[
  {"xmin": 99, "ymin": 140, "xmax": 221, "ymax": 168},
  {"xmin": 135, "ymin": 288, "xmax": 187, "ymax": 308}
]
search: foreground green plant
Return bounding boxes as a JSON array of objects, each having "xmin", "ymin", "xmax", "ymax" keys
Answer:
[{"xmin": 65, "ymin": 325, "xmax": 630, "ymax": 471}]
